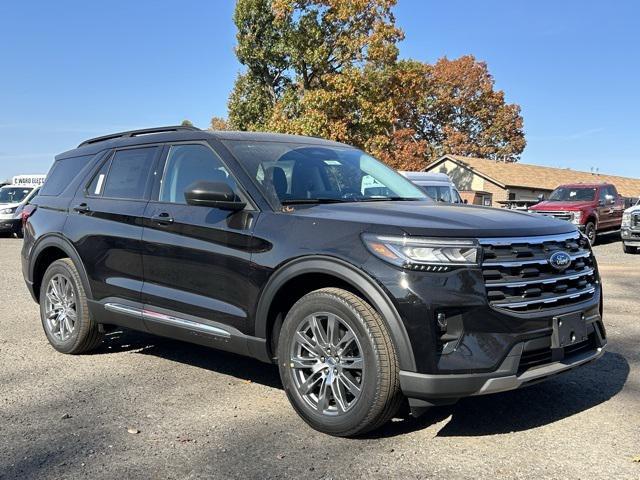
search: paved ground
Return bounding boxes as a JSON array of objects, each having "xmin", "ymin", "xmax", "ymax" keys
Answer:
[{"xmin": 1, "ymin": 233, "xmax": 639, "ymax": 479}]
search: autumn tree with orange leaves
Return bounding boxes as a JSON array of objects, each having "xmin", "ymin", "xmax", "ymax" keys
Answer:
[{"xmin": 226, "ymin": 0, "xmax": 525, "ymax": 168}]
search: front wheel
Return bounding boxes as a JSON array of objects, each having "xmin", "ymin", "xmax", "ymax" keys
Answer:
[
  {"xmin": 584, "ymin": 221, "xmax": 597, "ymax": 245},
  {"xmin": 277, "ymin": 288, "xmax": 403, "ymax": 437}
]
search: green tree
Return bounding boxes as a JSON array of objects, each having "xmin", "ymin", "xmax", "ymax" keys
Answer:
[{"xmin": 180, "ymin": 119, "xmax": 194, "ymax": 127}]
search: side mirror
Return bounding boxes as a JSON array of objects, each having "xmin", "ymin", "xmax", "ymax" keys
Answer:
[
  {"xmin": 537, "ymin": 194, "xmax": 545, "ymax": 202},
  {"xmin": 184, "ymin": 181, "xmax": 246, "ymax": 211},
  {"xmin": 605, "ymin": 194, "xmax": 615, "ymax": 205}
]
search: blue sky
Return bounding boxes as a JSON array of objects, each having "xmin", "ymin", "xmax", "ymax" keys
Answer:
[{"xmin": 0, "ymin": 0, "xmax": 638, "ymax": 180}]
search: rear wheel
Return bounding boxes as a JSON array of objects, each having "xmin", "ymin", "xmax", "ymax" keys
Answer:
[
  {"xmin": 277, "ymin": 288, "xmax": 403, "ymax": 437},
  {"xmin": 623, "ymin": 244, "xmax": 637, "ymax": 254},
  {"xmin": 584, "ymin": 221, "xmax": 597, "ymax": 245},
  {"xmin": 39, "ymin": 258, "xmax": 103, "ymax": 354}
]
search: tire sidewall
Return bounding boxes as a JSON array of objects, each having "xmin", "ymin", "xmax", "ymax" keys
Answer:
[
  {"xmin": 39, "ymin": 260, "xmax": 85, "ymax": 354},
  {"xmin": 278, "ymin": 292, "xmax": 383, "ymax": 435},
  {"xmin": 585, "ymin": 222, "xmax": 596, "ymax": 245}
]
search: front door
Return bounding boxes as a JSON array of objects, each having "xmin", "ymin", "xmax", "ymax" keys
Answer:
[{"xmin": 140, "ymin": 143, "xmax": 259, "ymax": 338}]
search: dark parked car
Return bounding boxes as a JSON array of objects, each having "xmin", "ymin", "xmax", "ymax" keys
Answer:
[{"xmin": 22, "ymin": 126, "xmax": 606, "ymax": 436}]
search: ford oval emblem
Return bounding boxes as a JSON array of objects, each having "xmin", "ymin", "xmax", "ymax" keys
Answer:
[{"xmin": 549, "ymin": 251, "xmax": 572, "ymax": 271}]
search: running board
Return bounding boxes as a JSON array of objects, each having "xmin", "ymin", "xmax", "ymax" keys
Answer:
[{"xmin": 104, "ymin": 302, "xmax": 231, "ymax": 339}]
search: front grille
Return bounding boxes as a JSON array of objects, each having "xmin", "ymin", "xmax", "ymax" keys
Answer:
[
  {"xmin": 533, "ymin": 211, "xmax": 573, "ymax": 222},
  {"xmin": 480, "ymin": 232, "xmax": 597, "ymax": 312}
]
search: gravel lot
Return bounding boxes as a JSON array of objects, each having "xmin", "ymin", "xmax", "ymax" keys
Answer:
[{"xmin": 1, "ymin": 233, "xmax": 639, "ymax": 479}]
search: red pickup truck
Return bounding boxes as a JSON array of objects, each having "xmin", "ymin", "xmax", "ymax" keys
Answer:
[{"xmin": 529, "ymin": 183, "xmax": 625, "ymax": 244}]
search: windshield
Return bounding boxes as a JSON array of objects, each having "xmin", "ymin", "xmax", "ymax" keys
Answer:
[
  {"xmin": 0, "ymin": 187, "xmax": 33, "ymax": 204},
  {"xmin": 222, "ymin": 141, "xmax": 429, "ymax": 206},
  {"xmin": 419, "ymin": 184, "xmax": 453, "ymax": 203},
  {"xmin": 548, "ymin": 187, "xmax": 596, "ymax": 202}
]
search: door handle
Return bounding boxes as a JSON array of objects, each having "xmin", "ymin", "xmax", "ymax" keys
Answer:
[
  {"xmin": 73, "ymin": 203, "xmax": 90, "ymax": 214},
  {"xmin": 150, "ymin": 212, "xmax": 174, "ymax": 225}
]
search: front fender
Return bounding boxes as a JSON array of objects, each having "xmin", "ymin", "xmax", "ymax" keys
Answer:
[{"xmin": 253, "ymin": 256, "xmax": 417, "ymax": 372}]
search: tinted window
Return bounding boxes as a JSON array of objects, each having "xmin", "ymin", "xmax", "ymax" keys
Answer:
[
  {"xmin": 160, "ymin": 144, "xmax": 236, "ymax": 204},
  {"xmin": 102, "ymin": 148, "xmax": 156, "ymax": 200},
  {"xmin": 40, "ymin": 155, "xmax": 92, "ymax": 196}
]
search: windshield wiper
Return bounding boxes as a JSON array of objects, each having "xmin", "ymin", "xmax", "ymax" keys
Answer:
[
  {"xmin": 280, "ymin": 198, "xmax": 348, "ymax": 205},
  {"xmin": 357, "ymin": 197, "xmax": 424, "ymax": 202}
]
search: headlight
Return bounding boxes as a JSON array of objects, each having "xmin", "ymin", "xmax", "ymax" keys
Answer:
[
  {"xmin": 362, "ymin": 234, "xmax": 480, "ymax": 271},
  {"xmin": 0, "ymin": 207, "xmax": 16, "ymax": 215},
  {"xmin": 571, "ymin": 211, "xmax": 583, "ymax": 225},
  {"xmin": 622, "ymin": 212, "xmax": 631, "ymax": 227}
]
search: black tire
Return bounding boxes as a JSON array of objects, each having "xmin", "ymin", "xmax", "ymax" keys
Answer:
[
  {"xmin": 14, "ymin": 224, "xmax": 23, "ymax": 239},
  {"xmin": 39, "ymin": 258, "xmax": 103, "ymax": 354},
  {"xmin": 584, "ymin": 221, "xmax": 597, "ymax": 245},
  {"xmin": 277, "ymin": 287, "xmax": 403, "ymax": 437},
  {"xmin": 623, "ymin": 244, "xmax": 638, "ymax": 254}
]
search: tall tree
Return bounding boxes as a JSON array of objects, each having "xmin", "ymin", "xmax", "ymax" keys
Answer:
[{"xmin": 228, "ymin": 0, "xmax": 526, "ymax": 168}]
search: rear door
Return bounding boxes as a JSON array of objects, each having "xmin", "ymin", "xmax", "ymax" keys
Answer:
[
  {"xmin": 140, "ymin": 142, "xmax": 259, "ymax": 339},
  {"xmin": 65, "ymin": 145, "xmax": 162, "ymax": 328}
]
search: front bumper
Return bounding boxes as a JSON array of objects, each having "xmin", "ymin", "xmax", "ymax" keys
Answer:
[
  {"xmin": 400, "ymin": 317, "xmax": 606, "ymax": 401},
  {"xmin": 0, "ymin": 217, "xmax": 19, "ymax": 232},
  {"xmin": 621, "ymin": 228, "xmax": 640, "ymax": 246}
]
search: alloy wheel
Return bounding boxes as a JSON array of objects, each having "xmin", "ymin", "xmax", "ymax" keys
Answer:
[
  {"xmin": 44, "ymin": 274, "xmax": 77, "ymax": 342},
  {"xmin": 288, "ymin": 312, "xmax": 364, "ymax": 416}
]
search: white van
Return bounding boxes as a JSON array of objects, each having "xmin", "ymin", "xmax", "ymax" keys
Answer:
[
  {"xmin": 0, "ymin": 175, "xmax": 46, "ymax": 237},
  {"xmin": 399, "ymin": 171, "xmax": 464, "ymax": 204}
]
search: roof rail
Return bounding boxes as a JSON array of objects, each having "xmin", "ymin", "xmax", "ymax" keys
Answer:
[{"xmin": 78, "ymin": 125, "xmax": 200, "ymax": 148}]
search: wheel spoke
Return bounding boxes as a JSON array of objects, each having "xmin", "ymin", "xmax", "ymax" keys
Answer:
[
  {"xmin": 309, "ymin": 316, "xmax": 328, "ymax": 346},
  {"xmin": 290, "ymin": 356, "xmax": 317, "ymax": 369},
  {"xmin": 339, "ymin": 372, "xmax": 361, "ymax": 396},
  {"xmin": 326, "ymin": 314, "xmax": 339, "ymax": 346},
  {"xmin": 299, "ymin": 370, "xmax": 324, "ymax": 395},
  {"xmin": 340, "ymin": 356, "xmax": 363, "ymax": 370},
  {"xmin": 316, "ymin": 376, "xmax": 330, "ymax": 413},
  {"xmin": 330, "ymin": 379, "xmax": 347, "ymax": 413},
  {"xmin": 336, "ymin": 329, "xmax": 355, "ymax": 353},
  {"xmin": 64, "ymin": 316, "xmax": 73, "ymax": 335},
  {"xmin": 295, "ymin": 331, "xmax": 322, "ymax": 357}
]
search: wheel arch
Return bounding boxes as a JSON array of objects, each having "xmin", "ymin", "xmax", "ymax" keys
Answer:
[
  {"xmin": 254, "ymin": 256, "xmax": 416, "ymax": 372},
  {"xmin": 30, "ymin": 234, "xmax": 93, "ymax": 302}
]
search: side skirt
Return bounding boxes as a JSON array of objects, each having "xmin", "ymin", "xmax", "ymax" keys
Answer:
[{"xmin": 89, "ymin": 299, "xmax": 268, "ymax": 361}]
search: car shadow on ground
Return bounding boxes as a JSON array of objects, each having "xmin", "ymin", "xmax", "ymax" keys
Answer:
[
  {"xmin": 369, "ymin": 351, "xmax": 629, "ymax": 438},
  {"xmin": 595, "ymin": 231, "xmax": 621, "ymax": 246},
  {"xmin": 96, "ymin": 329, "xmax": 631, "ymax": 439},
  {"xmin": 95, "ymin": 328, "xmax": 283, "ymax": 389}
]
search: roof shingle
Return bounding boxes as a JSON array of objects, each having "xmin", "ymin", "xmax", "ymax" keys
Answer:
[{"xmin": 433, "ymin": 155, "xmax": 640, "ymax": 198}]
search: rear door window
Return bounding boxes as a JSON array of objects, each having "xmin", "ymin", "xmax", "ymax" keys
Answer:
[
  {"xmin": 101, "ymin": 147, "xmax": 157, "ymax": 200},
  {"xmin": 40, "ymin": 155, "xmax": 93, "ymax": 196}
]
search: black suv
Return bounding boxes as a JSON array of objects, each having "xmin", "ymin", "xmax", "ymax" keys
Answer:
[{"xmin": 22, "ymin": 126, "xmax": 606, "ymax": 436}]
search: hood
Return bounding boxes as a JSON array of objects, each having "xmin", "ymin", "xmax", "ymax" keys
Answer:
[
  {"xmin": 625, "ymin": 205, "xmax": 640, "ymax": 214},
  {"xmin": 291, "ymin": 201, "xmax": 576, "ymax": 238},
  {"xmin": 530, "ymin": 200, "xmax": 593, "ymax": 211},
  {"xmin": 0, "ymin": 202, "xmax": 20, "ymax": 209}
]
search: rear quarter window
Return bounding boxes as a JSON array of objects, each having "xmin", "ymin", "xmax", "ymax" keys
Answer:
[{"xmin": 40, "ymin": 155, "xmax": 94, "ymax": 196}]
